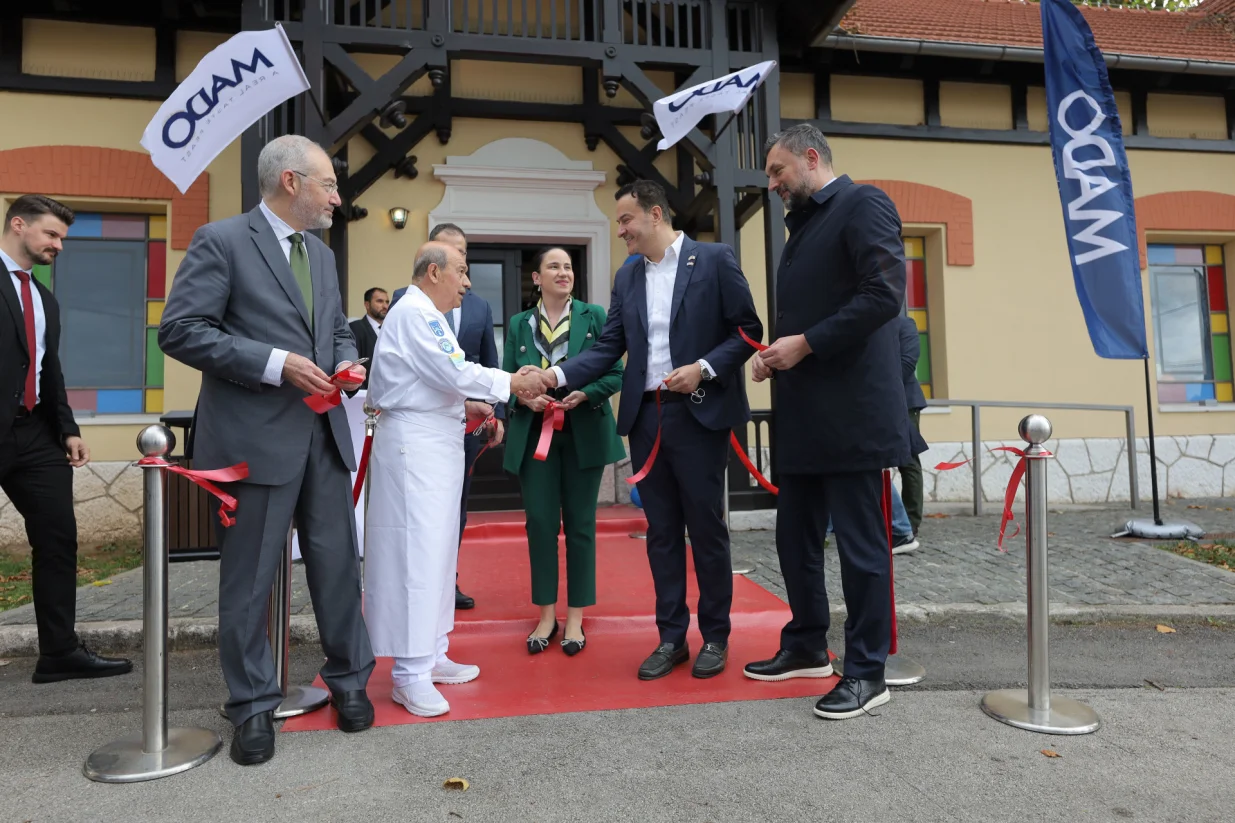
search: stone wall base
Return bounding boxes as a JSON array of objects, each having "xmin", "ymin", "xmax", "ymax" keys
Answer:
[{"xmin": 0, "ymin": 461, "xmax": 145, "ymax": 551}]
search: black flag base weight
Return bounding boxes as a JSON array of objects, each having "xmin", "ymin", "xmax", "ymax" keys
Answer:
[{"xmin": 1112, "ymin": 519, "xmax": 1205, "ymax": 541}]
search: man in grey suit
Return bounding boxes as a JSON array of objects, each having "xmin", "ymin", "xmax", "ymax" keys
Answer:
[{"xmin": 159, "ymin": 135, "xmax": 376, "ymax": 766}]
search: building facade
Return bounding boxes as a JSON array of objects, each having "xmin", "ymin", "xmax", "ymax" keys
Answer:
[{"xmin": 1, "ymin": 0, "xmax": 1234, "ymax": 547}]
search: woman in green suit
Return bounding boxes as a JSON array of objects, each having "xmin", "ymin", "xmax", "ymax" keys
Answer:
[{"xmin": 503, "ymin": 248, "xmax": 625, "ymax": 656}]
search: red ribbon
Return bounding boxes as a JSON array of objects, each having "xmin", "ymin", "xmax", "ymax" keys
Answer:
[
  {"xmin": 138, "ymin": 457, "xmax": 249, "ymax": 527},
  {"xmin": 533, "ymin": 402, "xmax": 565, "ymax": 462},
  {"xmin": 464, "ymin": 413, "xmax": 499, "ymax": 478},
  {"xmin": 303, "ymin": 365, "xmax": 366, "ymax": 414},
  {"xmin": 933, "ymin": 446, "xmax": 1052, "ymax": 552},
  {"xmin": 739, "ymin": 327, "xmax": 766, "ymax": 352},
  {"xmin": 352, "ymin": 433, "xmax": 373, "ymax": 506},
  {"xmin": 729, "ymin": 432, "xmax": 778, "ymax": 495},
  {"xmin": 627, "ymin": 392, "xmax": 663, "ymax": 485}
]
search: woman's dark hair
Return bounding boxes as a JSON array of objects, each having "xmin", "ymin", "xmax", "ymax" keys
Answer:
[{"xmin": 531, "ymin": 246, "xmax": 572, "ymax": 273}]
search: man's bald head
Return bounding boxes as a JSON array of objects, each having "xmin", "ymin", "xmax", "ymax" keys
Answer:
[{"xmin": 412, "ymin": 240, "xmax": 470, "ymax": 313}]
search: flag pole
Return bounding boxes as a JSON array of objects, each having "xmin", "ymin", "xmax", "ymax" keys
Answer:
[
  {"xmin": 1141, "ymin": 357, "xmax": 1163, "ymax": 526},
  {"xmin": 712, "ymin": 111, "xmax": 739, "ymax": 143},
  {"xmin": 304, "ymin": 87, "xmax": 329, "ymax": 130}
]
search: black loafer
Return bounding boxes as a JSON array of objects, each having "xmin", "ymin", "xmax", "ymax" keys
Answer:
[
  {"xmin": 230, "ymin": 710, "xmax": 276, "ymax": 765},
  {"xmin": 692, "ymin": 642, "xmax": 728, "ymax": 679},
  {"xmin": 527, "ymin": 622, "xmax": 558, "ymax": 655},
  {"xmin": 455, "ymin": 586, "xmax": 475, "ymax": 610},
  {"xmin": 743, "ymin": 649, "xmax": 834, "ymax": 682},
  {"xmin": 561, "ymin": 631, "xmax": 586, "ymax": 657},
  {"xmin": 637, "ymin": 642, "xmax": 689, "ymax": 680},
  {"xmin": 813, "ymin": 675, "xmax": 890, "ymax": 720},
  {"xmin": 32, "ymin": 644, "xmax": 133, "ymax": 683},
  {"xmin": 331, "ymin": 689, "xmax": 375, "ymax": 733}
]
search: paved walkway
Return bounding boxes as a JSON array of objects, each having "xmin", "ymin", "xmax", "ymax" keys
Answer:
[{"xmin": 2, "ymin": 497, "xmax": 1233, "ymax": 632}]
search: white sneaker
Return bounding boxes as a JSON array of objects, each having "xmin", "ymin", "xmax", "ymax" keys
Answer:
[
  {"xmin": 392, "ymin": 681, "xmax": 450, "ymax": 717},
  {"xmin": 892, "ymin": 535, "xmax": 920, "ymax": 555},
  {"xmin": 431, "ymin": 658, "xmax": 480, "ymax": 685}
]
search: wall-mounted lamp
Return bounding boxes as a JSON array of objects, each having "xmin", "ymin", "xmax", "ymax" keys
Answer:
[{"xmin": 389, "ymin": 207, "xmax": 409, "ymax": 230}]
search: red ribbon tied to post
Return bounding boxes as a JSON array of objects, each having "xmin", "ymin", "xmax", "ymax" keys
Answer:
[
  {"xmin": 533, "ymin": 402, "xmax": 565, "ymax": 462},
  {"xmin": 304, "ymin": 364, "xmax": 367, "ymax": 414},
  {"xmin": 137, "ymin": 457, "xmax": 249, "ymax": 527},
  {"xmin": 935, "ymin": 446, "xmax": 1052, "ymax": 552}
]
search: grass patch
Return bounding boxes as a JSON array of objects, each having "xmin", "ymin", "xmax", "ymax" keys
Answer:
[
  {"xmin": 1157, "ymin": 539, "xmax": 1235, "ymax": 574},
  {"xmin": 0, "ymin": 540, "xmax": 143, "ymax": 613}
]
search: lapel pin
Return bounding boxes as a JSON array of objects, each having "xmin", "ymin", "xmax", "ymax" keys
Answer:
[{"xmin": 687, "ymin": 255, "xmax": 696, "ymax": 268}]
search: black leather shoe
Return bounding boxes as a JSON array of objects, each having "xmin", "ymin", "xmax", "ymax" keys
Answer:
[
  {"xmin": 527, "ymin": 622, "xmax": 558, "ymax": 655},
  {"xmin": 561, "ymin": 631, "xmax": 586, "ymax": 657},
  {"xmin": 637, "ymin": 642, "xmax": 689, "ymax": 680},
  {"xmin": 455, "ymin": 586, "xmax": 475, "ymax": 610},
  {"xmin": 31, "ymin": 644, "xmax": 132, "ymax": 683},
  {"xmin": 813, "ymin": 675, "xmax": 890, "ymax": 720},
  {"xmin": 743, "ymin": 649, "xmax": 834, "ymax": 682},
  {"xmin": 692, "ymin": 642, "xmax": 728, "ymax": 679},
  {"xmin": 331, "ymin": 689, "xmax": 374, "ymax": 733},
  {"xmin": 230, "ymin": 710, "xmax": 276, "ymax": 765}
]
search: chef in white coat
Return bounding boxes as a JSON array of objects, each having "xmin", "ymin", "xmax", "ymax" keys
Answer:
[{"xmin": 365, "ymin": 240, "xmax": 550, "ymax": 717}]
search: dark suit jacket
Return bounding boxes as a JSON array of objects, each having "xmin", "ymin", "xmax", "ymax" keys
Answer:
[
  {"xmin": 348, "ymin": 316, "xmax": 379, "ymax": 390},
  {"xmin": 0, "ymin": 274, "xmax": 79, "ymax": 444},
  {"xmin": 899, "ymin": 315, "xmax": 928, "ymax": 411},
  {"xmin": 560, "ymin": 236, "xmax": 762, "ymax": 437},
  {"xmin": 773, "ymin": 176, "xmax": 918, "ymax": 473},
  {"xmin": 501, "ymin": 301, "xmax": 625, "ymax": 474},
  {"xmin": 453, "ymin": 291, "xmax": 505, "ymax": 420}
]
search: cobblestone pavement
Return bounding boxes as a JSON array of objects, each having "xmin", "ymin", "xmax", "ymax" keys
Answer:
[{"xmin": 2, "ymin": 497, "xmax": 1233, "ymax": 627}]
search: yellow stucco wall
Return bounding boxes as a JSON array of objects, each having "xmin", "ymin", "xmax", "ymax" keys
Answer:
[{"xmin": 940, "ymin": 82, "xmax": 1012, "ymax": 131}]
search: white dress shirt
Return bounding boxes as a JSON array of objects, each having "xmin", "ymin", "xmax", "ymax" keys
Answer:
[
  {"xmin": 366, "ymin": 284, "xmax": 509, "ymax": 418},
  {"xmin": 2, "ymin": 248, "xmax": 46, "ymax": 407},
  {"xmin": 551, "ymin": 231, "xmax": 711, "ymax": 392},
  {"xmin": 366, "ymin": 314, "xmax": 381, "ymax": 336}
]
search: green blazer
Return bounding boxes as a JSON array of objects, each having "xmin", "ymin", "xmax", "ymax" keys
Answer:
[{"xmin": 502, "ymin": 300, "xmax": 627, "ymax": 474}]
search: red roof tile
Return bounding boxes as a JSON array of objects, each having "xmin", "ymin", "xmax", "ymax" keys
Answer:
[{"xmin": 838, "ymin": 0, "xmax": 1235, "ymax": 65}]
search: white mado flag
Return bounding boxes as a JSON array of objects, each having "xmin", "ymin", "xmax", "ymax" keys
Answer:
[
  {"xmin": 140, "ymin": 24, "xmax": 310, "ymax": 194},
  {"xmin": 652, "ymin": 60, "xmax": 777, "ymax": 152}
]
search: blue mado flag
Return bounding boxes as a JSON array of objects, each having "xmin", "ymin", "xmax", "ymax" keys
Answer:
[{"xmin": 1040, "ymin": 0, "xmax": 1148, "ymax": 359}]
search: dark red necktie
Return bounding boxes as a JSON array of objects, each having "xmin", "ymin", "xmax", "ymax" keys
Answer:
[{"xmin": 13, "ymin": 271, "xmax": 37, "ymax": 411}]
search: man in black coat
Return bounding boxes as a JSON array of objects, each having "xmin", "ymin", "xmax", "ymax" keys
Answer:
[
  {"xmin": 744, "ymin": 124, "xmax": 921, "ymax": 719},
  {"xmin": 0, "ymin": 194, "xmax": 132, "ymax": 683},
  {"xmin": 897, "ymin": 314, "xmax": 928, "ymax": 538},
  {"xmin": 539, "ymin": 180, "xmax": 762, "ymax": 680},
  {"xmin": 347, "ymin": 287, "xmax": 388, "ymax": 390}
]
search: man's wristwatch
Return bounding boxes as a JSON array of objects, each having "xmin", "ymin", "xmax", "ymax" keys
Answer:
[{"xmin": 697, "ymin": 360, "xmax": 714, "ymax": 381}]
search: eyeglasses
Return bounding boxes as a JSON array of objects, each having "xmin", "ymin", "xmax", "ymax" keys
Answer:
[{"xmin": 291, "ymin": 169, "xmax": 339, "ymax": 195}]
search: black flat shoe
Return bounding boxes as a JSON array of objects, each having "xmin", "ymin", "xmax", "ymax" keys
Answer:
[
  {"xmin": 561, "ymin": 631, "xmax": 586, "ymax": 656},
  {"xmin": 230, "ymin": 710, "xmax": 276, "ymax": 765},
  {"xmin": 455, "ymin": 586, "xmax": 475, "ymax": 610},
  {"xmin": 637, "ymin": 642, "xmax": 689, "ymax": 680},
  {"xmin": 32, "ymin": 644, "xmax": 132, "ymax": 683},
  {"xmin": 813, "ymin": 675, "xmax": 890, "ymax": 720},
  {"xmin": 527, "ymin": 622, "xmax": 558, "ymax": 654},
  {"xmin": 692, "ymin": 642, "xmax": 728, "ymax": 678},
  {"xmin": 743, "ymin": 649, "xmax": 834, "ymax": 682},
  {"xmin": 331, "ymin": 689, "xmax": 375, "ymax": 733}
]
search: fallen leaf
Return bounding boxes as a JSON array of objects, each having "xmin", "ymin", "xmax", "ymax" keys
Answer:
[
  {"xmin": 1040, "ymin": 749, "xmax": 1062, "ymax": 758},
  {"xmin": 449, "ymin": 814, "xmax": 463, "ymax": 820},
  {"xmin": 1144, "ymin": 679, "xmax": 1165, "ymax": 691},
  {"xmin": 1156, "ymin": 624, "xmax": 1177, "ymax": 634},
  {"xmin": 275, "ymin": 794, "xmax": 282, "ymax": 799},
  {"xmin": 924, "ymin": 513, "xmax": 950, "ymax": 519},
  {"xmin": 443, "ymin": 777, "xmax": 470, "ymax": 791},
  {"xmin": 91, "ymin": 580, "xmax": 112, "ymax": 587}
]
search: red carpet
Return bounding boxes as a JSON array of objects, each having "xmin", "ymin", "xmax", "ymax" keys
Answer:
[{"xmin": 282, "ymin": 507, "xmax": 837, "ymax": 732}]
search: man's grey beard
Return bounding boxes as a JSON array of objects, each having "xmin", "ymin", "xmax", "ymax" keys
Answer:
[
  {"xmin": 291, "ymin": 194, "xmax": 333, "ymax": 230},
  {"xmin": 783, "ymin": 181, "xmax": 816, "ymax": 212}
]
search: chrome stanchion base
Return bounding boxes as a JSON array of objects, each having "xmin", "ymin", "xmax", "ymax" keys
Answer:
[
  {"xmin": 834, "ymin": 653, "xmax": 926, "ymax": 687},
  {"xmin": 731, "ymin": 564, "xmax": 755, "ymax": 575},
  {"xmin": 980, "ymin": 689, "xmax": 1101, "ymax": 735},
  {"xmin": 629, "ymin": 531, "xmax": 647, "ymax": 539},
  {"xmin": 275, "ymin": 685, "xmax": 331, "ymax": 718},
  {"xmin": 84, "ymin": 727, "xmax": 222, "ymax": 783}
]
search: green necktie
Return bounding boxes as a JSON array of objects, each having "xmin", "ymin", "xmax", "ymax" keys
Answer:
[{"xmin": 288, "ymin": 233, "xmax": 314, "ymax": 332}]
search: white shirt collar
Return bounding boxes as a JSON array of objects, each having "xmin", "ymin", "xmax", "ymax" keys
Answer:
[
  {"xmin": 0, "ymin": 248, "xmax": 31, "ymax": 275},
  {"xmin": 646, "ymin": 231, "xmax": 684, "ymax": 268},
  {"xmin": 259, "ymin": 199, "xmax": 300, "ymax": 243},
  {"xmin": 366, "ymin": 314, "xmax": 381, "ymax": 333}
]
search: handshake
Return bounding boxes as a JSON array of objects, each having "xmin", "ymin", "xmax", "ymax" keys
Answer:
[{"xmin": 510, "ymin": 365, "xmax": 558, "ymax": 399}]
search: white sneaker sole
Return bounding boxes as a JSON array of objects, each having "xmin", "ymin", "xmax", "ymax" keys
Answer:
[
  {"xmin": 813, "ymin": 688, "xmax": 890, "ymax": 720},
  {"xmin": 892, "ymin": 539, "xmax": 920, "ymax": 555},
  {"xmin": 743, "ymin": 663, "xmax": 835, "ymax": 682},
  {"xmin": 393, "ymin": 692, "xmax": 450, "ymax": 718},
  {"xmin": 431, "ymin": 668, "xmax": 479, "ymax": 685}
]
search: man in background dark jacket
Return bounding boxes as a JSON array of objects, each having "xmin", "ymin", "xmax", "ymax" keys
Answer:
[
  {"xmin": 898, "ymin": 314, "xmax": 928, "ymax": 538},
  {"xmin": 347, "ymin": 287, "xmax": 387, "ymax": 390}
]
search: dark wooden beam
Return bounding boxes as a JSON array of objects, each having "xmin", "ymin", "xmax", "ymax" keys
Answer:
[
  {"xmin": 1012, "ymin": 82, "xmax": 1028, "ymax": 131},
  {"xmin": 815, "ymin": 68, "xmax": 831, "ymax": 121},
  {"xmin": 341, "ymin": 114, "xmax": 435, "ymax": 202},
  {"xmin": 924, "ymin": 77, "xmax": 941, "ymax": 127},
  {"xmin": 1131, "ymin": 88, "xmax": 1149, "ymax": 136},
  {"xmin": 1226, "ymin": 90, "xmax": 1235, "ymax": 142}
]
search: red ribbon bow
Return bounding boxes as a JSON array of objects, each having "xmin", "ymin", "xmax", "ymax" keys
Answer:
[
  {"xmin": 304, "ymin": 365, "xmax": 366, "ymax": 414},
  {"xmin": 137, "ymin": 457, "xmax": 249, "ymax": 527},
  {"xmin": 533, "ymin": 402, "xmax": 565, "ymax": 462},
  {"xmin": 935, "ymin": 446, "xmax": 1052, "ymax": 551}
]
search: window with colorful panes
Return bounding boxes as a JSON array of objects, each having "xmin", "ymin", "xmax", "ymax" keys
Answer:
[
  {"xmin": 30, "ymin": 213, "xmax": 167, "ymax": 415},
  {"xmin": 1147, "ymin": 244, "xmax": 1233, "ymax": 405},
  {"xmin": 903, "ymin": 236, "xmax": 933, "ymax": 398}
]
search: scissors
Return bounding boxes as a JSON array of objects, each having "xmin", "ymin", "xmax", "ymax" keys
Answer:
[{"xmin": 660, "ymin": 372, "xmax": 706, "ymax": 404}]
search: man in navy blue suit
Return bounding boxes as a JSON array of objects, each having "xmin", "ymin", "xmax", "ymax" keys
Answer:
[
  {"xmin": 392, "ymin": 223, "xmax": 503, "ymax": 610},
  {"xmin": 746, "ymin": 123, "xmax": 922, "ymax": 720},
  {"xmin": 539, "ymin": 180, "xmax": 762, "ymax": 680}
]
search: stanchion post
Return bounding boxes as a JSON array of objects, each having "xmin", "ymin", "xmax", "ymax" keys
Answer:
[
  {"xmin": 980, "ymin": 415, "xmax": 1100, "ymax": 735},
  {"xmin": 85, "ymin": 425, "xmax": 222, "ymax": 783},
  {"xmin": 726, "ymin": 465, "xmax": 754, "ymax": 575}
]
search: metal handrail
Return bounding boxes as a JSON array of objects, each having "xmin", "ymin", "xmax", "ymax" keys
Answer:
[{"xmin": 927, "ymin": 399, "xmax": 1138, "ymax": 515}]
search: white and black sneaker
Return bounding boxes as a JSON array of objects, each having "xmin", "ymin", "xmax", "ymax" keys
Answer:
[
  {"xmin": 813, "ymin": 675, "xmax": 890, "ymax": 720},
  {"xmin": 892, "ymin": 534, "xmax": 920, "ymax": 555}
]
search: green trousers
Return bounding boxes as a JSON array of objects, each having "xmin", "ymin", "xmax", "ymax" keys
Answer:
[
  {"xmin": 899, "ymin": 408, "xmax": 924, "ymax": 534},
  {"xmin": 518, "ymin": 421, "xmax": 602, "ymax": 608}
]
